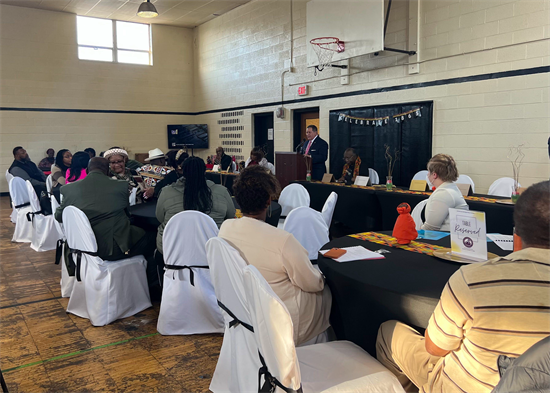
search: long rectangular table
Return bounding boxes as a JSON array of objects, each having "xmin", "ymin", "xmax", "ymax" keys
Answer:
[{"xmin": 294, "ymin": 181, "xmax": 515, "ymax": 234}]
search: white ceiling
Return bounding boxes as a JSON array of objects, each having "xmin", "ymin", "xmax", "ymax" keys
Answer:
[{"xmin": 0, "ymin": 0, "xmax": 251, "ymax": 28}]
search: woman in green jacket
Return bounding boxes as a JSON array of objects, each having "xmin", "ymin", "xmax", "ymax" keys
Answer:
[{"xmin": 155, "ymin": 156, "xmax": 236, "ymax": 257}]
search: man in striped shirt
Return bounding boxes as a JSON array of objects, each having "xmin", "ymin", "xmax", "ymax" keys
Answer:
[{"xmin": 376, "ymin": 181, "xmax": 550, "ymax": 393}]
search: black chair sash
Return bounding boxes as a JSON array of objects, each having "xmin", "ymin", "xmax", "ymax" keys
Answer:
[
  {"xmin": 14, "ymin": 202, "xmax": 30, "ymax": 209},
  {"xmin": 68, "ymin": 248, "xmax": 99, "ymax": 282},
  {"xmin": 54, "ymin": 239, "xmax": 65, "ymax": 265},
  {"xmin": 26, "ymin": 210, "xmax": 42, "ymax": 222},
  {"xmin": 164, "ymin": 264, "xmax": 209, "ymax": 286},
  {"xmin": 216, "ymin": 300, "xmax": 302, "ymax": 393}
]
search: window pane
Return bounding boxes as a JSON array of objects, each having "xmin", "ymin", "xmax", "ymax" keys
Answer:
[
  {"xmin": 78, "ymin": 46, "xmax": 113, "ymax": 62},
  {"xmin": 77, "ymin": 16, "xmax": 113, "ymax": 47},
  {"xmin": 116, "ymin": 21, "xmax": 150, "ymax": 51},
  {"xmin": 117, "ymin": 50, "xmax": 150, "ymax": 65}
]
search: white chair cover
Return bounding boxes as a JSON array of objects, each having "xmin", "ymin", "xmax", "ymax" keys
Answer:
[
  {"xmin": 412, "ymin": 170, "xmax": 429, "ymax": 181},
  {"xmin": 456, "ymin": 174, "xmax": 475, "ymax": 193},
  {"xmin": 9, "ymin": 177, "xmax": 33, "ymax": 243},
  {"xmin": 231, "ymin": 161, "xmax": 236, "ymax": 173},
  {"xmin": 368, "ymin": 168, "xmax": 380, "ymax": 185},
  {"xmin": 243, "ymin": 265, "xmax": 405, "ymax": 393},
  {"xmin": 157, "ymin": 211, "xmax": 224, "ymax": 335},
  {"xmin": 488, "ymin": 177, "xmax": 520, "ymax": 197},
  {"xmin": 51, "ymin": 197, "xmax": 74, "ymax": 298},
  {"xmin": 26, "ymin": 181, "xmax": 62, "ymax": 252},
  {"xmin": 45, "ymin": 174, "xmax": 53, "ymax": 194},
  {"xmin": 129, "ymin": 187, "xmax": 137, "ymax": 206},
  {"xmin": 6, "ymin": 170, "xmax": 17, "ymax": 224},
  {"xmin": 321, "ymin": 192, "xmax": 338, "ymax": 228},
  {"xmin": 207, "ymin": 237, "xmax": 261, "ymax": 393},
  {"xmin": 411, "ymin": 199, "xmax": 429, "ymax": 230},
  {"xmin": 279, "ymin": 183, "xmax": 310, "ymax": 217},
  {"xmin": 63, "ymin": 206, "xmax": 151, "ymax": 326},
  {"xmin": 267, "ymin": 162, "xmax": 275, "ymax": 175},
  {"xmin": 284, "ymin": 207, "xmax": 329, "ymax": 260}
]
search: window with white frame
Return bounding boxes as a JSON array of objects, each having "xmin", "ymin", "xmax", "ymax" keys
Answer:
[{"xmin": 77, "ymin": 16, "xmax": 152, "ymax": 65}]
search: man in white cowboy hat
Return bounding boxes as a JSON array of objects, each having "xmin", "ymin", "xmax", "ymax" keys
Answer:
[{"xmin": 137, "ymin": 148, "xmax": 173, "ymax": 200}]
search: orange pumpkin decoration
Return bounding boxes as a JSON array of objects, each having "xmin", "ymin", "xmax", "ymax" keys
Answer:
[{"xmin": 392, "ymin": 203, "xmax": 418, "ymax": 245}]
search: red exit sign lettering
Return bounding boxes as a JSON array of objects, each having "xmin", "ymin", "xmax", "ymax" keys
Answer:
[{"xmin": 297, "ymin": 85, "xmax": 308, "ymax": 96}]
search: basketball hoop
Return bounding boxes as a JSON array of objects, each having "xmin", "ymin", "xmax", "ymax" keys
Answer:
[{"xmin": 310, "ymin": 37, "xmax": 346, "ymax": 75}]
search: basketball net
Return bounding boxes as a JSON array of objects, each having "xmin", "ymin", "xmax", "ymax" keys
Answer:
[{"xmin": 310, "ymin": 37, "xmax": 345, "ymax": 75}]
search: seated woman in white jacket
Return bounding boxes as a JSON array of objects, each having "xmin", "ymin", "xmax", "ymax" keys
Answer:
[{"xmin": 421, "ymin": 154, "xmax": 469, "ymax": 231}]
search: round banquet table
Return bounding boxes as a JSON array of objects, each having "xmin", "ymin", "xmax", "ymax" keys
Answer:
[
  {"xmin": 317, "ymin": 231, "xmax": 510, "ymax": 356},
  {"xmin": 129, "ymin": 199, "xmax": 282, "ymax": 230}
]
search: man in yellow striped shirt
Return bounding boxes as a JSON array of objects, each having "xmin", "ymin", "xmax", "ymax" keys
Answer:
[{"xmin": 376, "ymin": 181, "xmax": 550, "ymax": 393}]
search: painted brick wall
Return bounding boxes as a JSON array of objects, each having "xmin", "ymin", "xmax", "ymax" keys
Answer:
[
  {"xmin": 0, "ymin": 4, "xmax": 195, "ymax": 192},
  {"xmin": 194, "ymin": 0, "xmax": 550, "ymax": 193}
]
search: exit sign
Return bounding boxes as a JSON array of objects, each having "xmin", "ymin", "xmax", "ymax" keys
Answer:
[{"xmin": 297, "ymin": 85, "xmax": 308, "ymax": 96}]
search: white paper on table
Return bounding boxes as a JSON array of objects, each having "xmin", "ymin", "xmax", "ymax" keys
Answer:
[
  {"xmin": 487, "ymin": 234, "xmax": 514, "ymax": 251},
  {"xmin": 319, "ymin": 246, "xmax": 385, "ymax": 262}
]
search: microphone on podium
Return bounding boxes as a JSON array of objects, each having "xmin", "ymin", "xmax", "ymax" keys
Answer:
[{"xmin": 295, "ymin": 139, "xmax": 306, "ymax": 153}]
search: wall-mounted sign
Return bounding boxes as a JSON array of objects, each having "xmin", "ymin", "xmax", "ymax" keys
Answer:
[{"xmin": 298, "ymin": 85, "xmax": 308, "ymax": 96}]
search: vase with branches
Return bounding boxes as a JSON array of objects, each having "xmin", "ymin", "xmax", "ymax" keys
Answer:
[
  {"xmin": 384, "ymin": 144, "xmax": 401, "ymax": 191},
  {"xmin": 508, "ymin": 144, "xmax": 524, "ymax": 203}
]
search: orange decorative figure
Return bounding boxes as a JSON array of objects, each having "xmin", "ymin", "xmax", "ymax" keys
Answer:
[{"xmin": 392, "ymin": 203, "xmax": 418, "ymax": 245}]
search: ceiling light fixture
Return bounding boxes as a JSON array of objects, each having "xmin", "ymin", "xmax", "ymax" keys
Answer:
[{"xmin": 137, "ymin": 0, "xmax": 158, "ymax": 18}]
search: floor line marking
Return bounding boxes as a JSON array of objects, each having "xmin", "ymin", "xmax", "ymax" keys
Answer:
[
  {"xmin": 2, "ymin": 332, "xmax": 160, "ymax": 373},
  {"xmin": 0, "ymin": 296, "xmax": 63, "ymax": 310}
]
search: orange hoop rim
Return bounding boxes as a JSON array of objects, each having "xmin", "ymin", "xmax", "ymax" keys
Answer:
[{"xmin": 310, "ymin": 37, "xmax": 345, "ymax": 53}]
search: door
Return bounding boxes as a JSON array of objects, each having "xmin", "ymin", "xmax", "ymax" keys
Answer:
[
  {"xmin": 293, "ymin": 107, "xmax": 320, "ymax": 151},
  {"xmin": 253, "ymin": 113, "xmax": 274, "ymax": 163}
]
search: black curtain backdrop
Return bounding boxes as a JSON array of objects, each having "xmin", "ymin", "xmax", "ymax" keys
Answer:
[{"xmin": 330, "ymin": 102, "xmax": 433, "ymax": 187}]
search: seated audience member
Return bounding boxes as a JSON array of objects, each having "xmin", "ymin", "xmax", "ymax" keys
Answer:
[
  {"xmin": 206, "ymin": 156, "xmax": 214, "ymax": 170},
  {"xmin": 219, "ymin": 166, "xmax": 331, "ymax": 345},
  {"xmin": 376, "ymin": 180, "xmax": 550, "ymax": 393},
  {"xmin": 421, "ymin": 154, "xmax": 468, "ymax": 231},
  {"xmin": 137, "ymin": 148, "xmax": 172, "ymax": 200},
  {"xmin": 84, "ymin": 147, "xmax": 96, "ymax": 158},
  {"xmin": 155, "ymin": 156, "xmax": 235, "ymax": 259},
  {"xmin": 337, "ymin": 148, "xmax": 364, "ymax": 184},
  {"xmin": 55, "ymin": 157, "xmax": 159, "ymax": 292},
  {"xmin": 215, "ymin": 146, "xmax": 232, "ymax": 171},
  {"xmin": 104, "ymin": 147, "xmax": 144, "ymax": 203},
  {"xmin": 65, "ymin": 151, "xmax": 90, "ymax": 184},
  {"xmin": 38, "ymin": 148, "xmax": 55, "ymax": 171},
  {"xmin": 125, "ymin": 158, "xmax": 143, "ymax": 171},
  {"xmin": 9, "ymin": 146, "xmax": 47, "ymax": 196},
  {"xmin": 51, "ymin": 149, "xmax": 72, "ymax": 188},
  {"xmin": 245, "ymin": 148, "xmax": 273, "ymax": 174},
  {"xmin": 150, "ymin": 149, "xmax": 188, "ymax": 198}
]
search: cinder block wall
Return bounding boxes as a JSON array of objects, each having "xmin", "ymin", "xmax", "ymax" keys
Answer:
[{"xmin": 194, "ymin": 0, "xmax": 550, "ymax": 193}]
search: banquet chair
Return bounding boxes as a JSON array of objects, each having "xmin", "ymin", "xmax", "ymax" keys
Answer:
[
  {"xmin": 411, "ymin": 199, "xmax": 429, "ymax": 230},
  {"xmin": 412, "ymin": 170, "xmax": 429, "ymax": 181},
  {"xmin": 456, "ymin": 174, "xmax": 475, "ymax": 193},
  {"xmin": 278, "ymin": 183, "xmax": 310, "ymax": 228},
  {"xmin": 63, "ymin": 206, "xmax": 151, "ymax": 326},
  {"xmin": 243, "ymin": 265, "xmax": 406, "ymax": 393},
  {"xmin": 321, "ymin": 192, "xmax": 338, "ymax": 228},
  {"xmin": 45, "ymin": 174, "xmax": 53, "ymax": 194},
  {"xmin": 9, "ymin": 177, "xmax": 33, "ymax": 243},
  {"xmin": 284, "ymin": 207, "xmax": 329, "ymax": 260},
  {"xmin": 267, "ymin": 162, "xmax": 275, "ymax": 175},
  {"xmin": 231, "ymin": 161, "xmax": 236, "ymax": 173},
  {"xmin": 488, "ymin": 177, "xmax": 520, "ymax": 197},
  {"xmin": 26, "ymin": 180, "xmax": 62, "ymax": 251},
  {"xmin": 6, "ymin": 170, "xmax": 17, "ymax": 224},
  {"xmin": 51, "ymin": 197, "xmax": 73, "ymax": 298},
  {"xmin": 206, "ymin": 237, "xmax": 262, "ymax": 393},
  {"xmin": 129, "ymin": 187, "xmax": 137, "ymax": 206},
  {"xmin": 368, "ymin": 168, "xmax": 380, "ymax": 185},
  {"xmin": 157, "ymin": 211, "xmax": 224, "ymax": 335}
]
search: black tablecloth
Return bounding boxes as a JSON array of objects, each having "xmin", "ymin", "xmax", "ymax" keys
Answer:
[
  {"xmin": 129, "ymin": 199, "xmax": 282, "ymax": 230},
  {"xmin": 317, "ymin": 232, "xmax": 509, "ymax": 356},
  {"xmin": 295, "ymin": 181, "xmax": 515, "ymax": 235},
  {"xmin": 205, "ymin": 171, "xmax": 239, "ymax": 195}
]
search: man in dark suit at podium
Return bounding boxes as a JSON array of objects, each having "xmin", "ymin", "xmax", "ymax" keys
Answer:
[{"xmin": 301, "ymin": 125, "xmax": 328, "ymax": 181}]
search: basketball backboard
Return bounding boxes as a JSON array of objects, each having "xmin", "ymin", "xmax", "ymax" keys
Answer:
[{"xmin": 306, "ymin": 0, "xmax": 385, "ymax": 68}]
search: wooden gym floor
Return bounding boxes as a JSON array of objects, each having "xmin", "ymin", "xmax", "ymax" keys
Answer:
[{"xmin": 0, "ymin": 196, "xmax": 223, "ymax": 392}]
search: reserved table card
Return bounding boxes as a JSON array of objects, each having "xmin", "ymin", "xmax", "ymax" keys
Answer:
[
  {"xmin": 456, "ymin": 183, "xmax": 471, "ymax": 196},
  {"xmin": 449, "ymin": 208, "xmax": 487, "ymax": 261},
  {"xmin": 322, "ymin": 173, "xmax": 335, "ymax": 183},
  {"xmin": 410, "ymin": 180, "xmax": 428, "ymax": 191},
  {"xmin": 354, "ymin": 176, "xmax": 370, "ymax": 187}
]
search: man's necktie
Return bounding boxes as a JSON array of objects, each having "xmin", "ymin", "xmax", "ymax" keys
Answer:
[{"xmin": 305, "ymin": 140, "xmax": 312, "ymax": 155}]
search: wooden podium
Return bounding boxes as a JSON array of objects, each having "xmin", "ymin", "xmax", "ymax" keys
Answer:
[{"xmin": 275, "ymin": 152, "xmax": 308, "ymax": 189}]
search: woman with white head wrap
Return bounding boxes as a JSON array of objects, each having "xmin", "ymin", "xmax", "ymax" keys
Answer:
[{"xmin": 104, "ymin": 147, "xmax": 145, "ymax": 203}]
